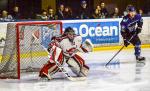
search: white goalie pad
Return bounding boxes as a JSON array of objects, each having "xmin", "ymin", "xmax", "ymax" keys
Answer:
[
  {"xmin": 81, "ymin": 66, "xmax": 89, "ymax": 76},
  {"xmin": 67, "ymin": 56, "xmax": 89, "ymax": 77},
  {"xmin": 82, "ymin": 39, "xmax": 94, "ymax": 52},
  {"xmin": 67, "ymin": 58, "xmax": 81, "ymax": 75}
]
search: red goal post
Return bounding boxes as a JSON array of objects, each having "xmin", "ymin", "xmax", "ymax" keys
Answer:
[{"xmin": 0, "ymin": 21, "xmax": 63, "ymax": 79}]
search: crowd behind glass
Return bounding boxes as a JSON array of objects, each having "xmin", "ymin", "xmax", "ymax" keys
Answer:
[{"xmin": 0, "ymin": 1, "xmax": 149, "ymax": 22}]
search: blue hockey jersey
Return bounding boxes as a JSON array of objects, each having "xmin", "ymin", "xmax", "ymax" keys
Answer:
[{"xmin": 120, "ymin": 14, "xmax": 143, "ymax": 33}]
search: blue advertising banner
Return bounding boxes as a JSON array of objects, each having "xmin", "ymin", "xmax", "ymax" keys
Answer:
[{"xmin": 63, "ymin": 21, "xmax": 120, "ymax": 44}]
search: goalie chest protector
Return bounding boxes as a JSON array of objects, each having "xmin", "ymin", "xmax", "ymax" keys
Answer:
[{"xmin": 59, "ymin": 36, "xmax": 82, "ymax": 52}]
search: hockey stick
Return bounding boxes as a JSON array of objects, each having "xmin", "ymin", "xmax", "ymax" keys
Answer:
[
  {"xmin": 42, "ymin": 45, "xmax": 86, "ymax": 81},
  {"xmin": 105, "ymin": 33, "xmax": 136, "ymax": 67}
]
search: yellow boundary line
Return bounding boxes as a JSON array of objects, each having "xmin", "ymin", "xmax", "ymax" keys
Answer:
[
  {"xmin": 0, "ymin": 51, "xmax": 48, "ymax": 63},
  {"xmin": 0, "ymin": 55, "xmax": 1, "ymax": 62},
  {"xmin": 93, "ymin": 44, "xmax": 150, "ymax": 51},
  {"xmin": 0, "ymin": 44, "xmax": 150, "ymax": 62}
]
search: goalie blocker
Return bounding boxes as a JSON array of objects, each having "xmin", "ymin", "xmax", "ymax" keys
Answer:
[{"xmin": 39, "ymin": 27, "xmax": 93, "ymax": 79}]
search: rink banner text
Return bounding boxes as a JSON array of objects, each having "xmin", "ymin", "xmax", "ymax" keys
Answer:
[
  {"xmin": 0, "ymin": 17, "xmax": 150, "ymax": 48},
  {"xmin": 63, "ymin": 21, "xmax": 120, "ymax": 44}
]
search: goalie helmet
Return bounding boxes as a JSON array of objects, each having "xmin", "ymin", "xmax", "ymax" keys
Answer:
[
  {"xmin": 64, "ymin": 27, "xmax": 75, "ymax": 35},
  {"xmin": 64, "ymin": 27, "xmax": 75, "ymax": 42}
]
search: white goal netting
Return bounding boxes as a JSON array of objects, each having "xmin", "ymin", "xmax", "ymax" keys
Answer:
[{"xmin": 0, "ymin": 22, "xmax": 62, "ymax": 79}]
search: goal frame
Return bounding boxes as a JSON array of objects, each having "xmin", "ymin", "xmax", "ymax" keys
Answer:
[{"xmin": 6, "ymin": 21, "xmax": 62, "ymax": 79}]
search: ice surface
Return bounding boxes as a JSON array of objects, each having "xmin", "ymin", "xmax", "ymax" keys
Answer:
[{"xmin": 0, "ymin": 48, "xmax": 150, "ymax": 91}]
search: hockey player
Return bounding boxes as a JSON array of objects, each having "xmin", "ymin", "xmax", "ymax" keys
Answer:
[
  {"xmin": 39, "ymin": 27, "xmax": 93, "ymax": 80},
  {"xmin": 120, "ymin": 6, "xmax": 145, "ymax": 61}
]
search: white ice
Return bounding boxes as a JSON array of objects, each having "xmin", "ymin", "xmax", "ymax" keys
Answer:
[{"xmin": 0, "ymin": 48, "xmax": 150, "ymax": 91}]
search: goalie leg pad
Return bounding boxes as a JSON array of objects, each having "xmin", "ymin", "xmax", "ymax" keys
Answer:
[
  {"xmin": 39, "ymin": 47, "xmax": 64, "ymax": 78},
  {"xmin": 67, "ymin": 58, "xmax": 81, "ymax": 76},
  {"xmin": 39, "ymin": 62, "xmax": 56, "ymax": 78},
  {"xmin": 80, "ymin": 66, "xmax": 89, "ymax": 76},
  {"xmin": 67, "ymin": 54, "xmax": 89, "ymax": 77}
]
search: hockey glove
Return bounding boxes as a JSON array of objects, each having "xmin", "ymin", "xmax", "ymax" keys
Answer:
[
  {"xmin": 136, "ymin": 27, "xmax": 142, "ymax": 34},
  {"xmin": 124, "ymin": 39, "xmax": 130, "ymax": 47},
  {"xmin": 121, "ymin": 30, "xmax": 128, "ymax": 39}
]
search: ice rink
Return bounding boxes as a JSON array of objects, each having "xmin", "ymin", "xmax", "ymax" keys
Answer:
[{"xmin": 0, "ymin": 48, "xmax": 150, "ymax": 91}]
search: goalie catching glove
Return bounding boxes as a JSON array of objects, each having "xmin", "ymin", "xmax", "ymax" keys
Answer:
[{"xmin": 82, "ymin": 39, "xmax": 94, "ymax": 52}]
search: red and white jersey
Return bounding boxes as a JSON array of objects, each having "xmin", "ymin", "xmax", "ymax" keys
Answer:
[
  {"xmin": 47, "ymin": 35, "xmax": 90, "ymax": 57},
  {"xmin": 59, "ymin": 35, "xmax": 82, "ymax": 55}
]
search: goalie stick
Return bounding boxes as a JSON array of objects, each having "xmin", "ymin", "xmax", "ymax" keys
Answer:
[{"xmin": 41, "ymin": 45, "xmax": 86, "ymax": 81}]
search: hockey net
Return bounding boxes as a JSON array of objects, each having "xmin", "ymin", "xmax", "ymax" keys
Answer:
[{"xmin": 0, "ymin": 21, "xmax": 62, "ymax": 79}]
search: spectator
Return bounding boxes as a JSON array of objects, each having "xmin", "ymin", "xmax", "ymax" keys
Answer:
[
  {"xmin": 91, "ymin": 9, "xmax": 102, "ymax": 19},
  {"xmin": 64, "ymin": 6, "xmax": 73, "ymax": 19},
  {"xmin": 47, "ymin": 7, "xmax": 56, "ymax": 20},
  {"xmin": 39, "ymin": 10, "xmax": 48, "ymax": 20},
  {"xmin": 111, "ymin": 7, "xmax": 120, "ymax": 18},
  {"xmin": 138, "ymin": 9, "xmax": 144, "ymax": 16},
  {"xmin": 11, "ymin": 6, "xmax": 21, "ymax": 20},
  {"xmin": 56, "ymin": 4, "xmax": 64, "ymax": 20},
  {"xmin": 78, "ymin": 0, "xmax": 90, "ymax": 19},
  {"xmin": 96, "ymin": 5, "xmax": 101, "ymax": 12},
  {"xmin": 0, "ymin": 10, "xmax": 13, "ymax": 22},
  {"xmin": 100, "ymin": 2, "xmax": 109, "ymax": 18}
]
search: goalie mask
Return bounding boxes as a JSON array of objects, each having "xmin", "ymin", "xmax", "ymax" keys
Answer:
[{"xmin": 64, "ymin": 27, "xmax": 75, "ymax": 42}]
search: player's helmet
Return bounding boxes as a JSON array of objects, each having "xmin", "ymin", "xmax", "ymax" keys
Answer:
[
  {"xmin": 127, "ymin": 6, "xmax": 136, "ymax": 12},
  {"xmin": 64, "ymin": 27, "xmax": 75, "ymax": 42},
  {"xmin": 64, "ymin": 27, "xmax": 75, "ymax": 35},
  {"xmin": 81, "ymin": 0, "xmax": 87, "ymax": 4}
]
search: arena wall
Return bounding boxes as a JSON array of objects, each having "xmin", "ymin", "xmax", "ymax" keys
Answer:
[{"xmin": 0, "ymin": 17, "xmax": 150, "ymax": 52}]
